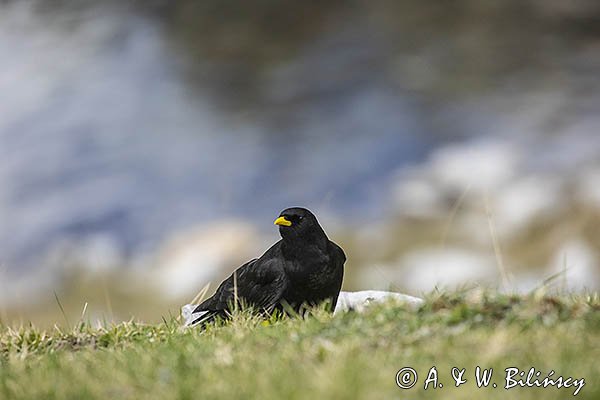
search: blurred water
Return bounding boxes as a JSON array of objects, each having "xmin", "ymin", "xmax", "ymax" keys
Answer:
[
  {"xmin": 0, "ymin": 1, "xmax": 599, "ymax": 276},
  {"xmin": 0, "ymin": 3, "xmax": 425, "ymax": 269}
]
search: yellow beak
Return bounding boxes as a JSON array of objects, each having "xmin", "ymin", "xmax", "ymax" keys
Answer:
[{"xmin": 274, "ymin": 216, "xmax": 292, "ymax": 227}]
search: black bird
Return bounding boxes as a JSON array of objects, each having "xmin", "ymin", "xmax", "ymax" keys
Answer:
[{"xmin": 191, "ymin": 207, "xmax": 345, "ymax": 326}]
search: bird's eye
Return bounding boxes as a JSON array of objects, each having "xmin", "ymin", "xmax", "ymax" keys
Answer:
[{"xmin": 287, "ymin": 215, "xmax": 302, "ymax": 223}]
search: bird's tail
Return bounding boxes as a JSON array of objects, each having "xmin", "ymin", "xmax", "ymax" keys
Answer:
[{"xmin": 189, "ymin": 309, "xmax": 223, "ymax": 328}]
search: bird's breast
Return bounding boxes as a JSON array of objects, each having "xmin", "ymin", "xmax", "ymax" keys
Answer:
[{"xmin": 282, "ymin": 259, "xmax": 341, "ymax": 302}]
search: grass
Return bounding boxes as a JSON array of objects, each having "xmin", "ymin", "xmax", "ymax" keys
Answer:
[{"xmin": 1, "ymin": 290, "xmax": 599, "ymax": 399}]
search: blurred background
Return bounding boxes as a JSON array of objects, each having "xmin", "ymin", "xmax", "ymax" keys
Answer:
[{"xmin": 1, "ymin": 0, "xmax": 599, "ymax": 326}]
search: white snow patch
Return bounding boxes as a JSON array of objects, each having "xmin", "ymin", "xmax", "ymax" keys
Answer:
[{"xmin": 334, "ymin": 290, "xmax": 423, "ymax": 314}]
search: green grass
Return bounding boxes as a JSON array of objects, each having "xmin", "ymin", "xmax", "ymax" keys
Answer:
[{"xmin": 1, "ymin": 290, "xmax": 599, "ymax": 399}]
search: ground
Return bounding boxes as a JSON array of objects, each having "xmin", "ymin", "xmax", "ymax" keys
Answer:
[{"xmin": 1, "ymin": 290, "xmax": 599, "ymax": 399}]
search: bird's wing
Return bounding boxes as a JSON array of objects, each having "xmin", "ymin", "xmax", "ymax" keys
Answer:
[
  {"xmin": 191, "ymin": 257, "xmax": 288, "ymax": 324},
  {"xmin": 236, "ymin": 258, "xmax": 289, "ymax": 312}
]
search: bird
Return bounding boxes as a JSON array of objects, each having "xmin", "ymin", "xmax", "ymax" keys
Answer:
[{"xmin": 190, "ymin": 207, "xmax": 346, "ymax": 326}]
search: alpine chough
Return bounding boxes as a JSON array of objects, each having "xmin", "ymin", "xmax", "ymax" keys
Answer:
[{"xmin": 191, "ymin": 207, "xmax": 346, "ymax": 326}]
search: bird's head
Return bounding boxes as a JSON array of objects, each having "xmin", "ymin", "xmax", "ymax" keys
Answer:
[{"xmin": 274, "ymin": 207, "xmax": 325, "ymax": 243}]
